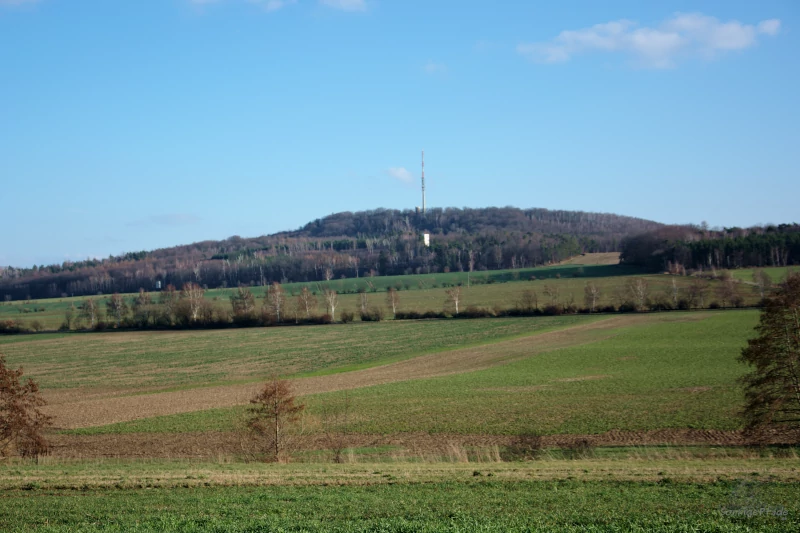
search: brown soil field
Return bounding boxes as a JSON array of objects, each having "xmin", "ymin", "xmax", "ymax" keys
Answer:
[
  {"xmin": 46, "ymin": 428, "xmax": 789, "ymax": 460},
  {"xmin": 43, "ymin": 314, "xmax": 695, "ymax": 429}
]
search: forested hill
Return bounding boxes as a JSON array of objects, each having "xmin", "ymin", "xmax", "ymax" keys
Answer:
[
  {"xmin": 284, "ymin": 207, "xmax": 658, "ymax": 240},
  {"xmin": 0, "ymin": 207, "xmax": 661, "ymax": 301}
]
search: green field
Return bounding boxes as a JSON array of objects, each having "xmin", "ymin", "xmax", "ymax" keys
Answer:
[
  {"xmin": 0, "ymin": 316, "xmax": 590, "ymax": 391},
  {"xmin": 71, "ymin": 311, "xmax": 756, "ymax": 436},
  {"xmin": 1, "ymin": 470, "xmax": 798, "ymax": 532},
  {"xmin": 730, "ymin": 266, "xmax": 799, "ymax": 283}
]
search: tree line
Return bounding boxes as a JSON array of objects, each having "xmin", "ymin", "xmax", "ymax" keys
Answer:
[
  {"xmin": 621, "ymin": 223, "xmax": 800, "ymax": 272},
  {"xmin": 0, "ymin": 207, "xmax": 661, "ymax": 301},
  {"xmin": 0, "ymin": 268, "xmax": 775, "ymax": 335}
]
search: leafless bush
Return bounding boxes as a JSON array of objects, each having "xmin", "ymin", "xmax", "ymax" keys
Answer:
[{"xmin": 1, "ymin": 354, "xmax": 52, "ymax": 459}]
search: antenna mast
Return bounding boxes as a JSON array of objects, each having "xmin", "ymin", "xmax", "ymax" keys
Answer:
[{"xmin": 421, "ymin": 150, "xmax": 426, "ymax": 214}]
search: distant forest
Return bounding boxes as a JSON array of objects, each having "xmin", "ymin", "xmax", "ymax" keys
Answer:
[
  {"xmin": 620, "ymin": 224, "xmax": 800, "ymax": 272},
  {"xmin": 0, "ymin": 207, "xmax": 660, "ymax": 301}
]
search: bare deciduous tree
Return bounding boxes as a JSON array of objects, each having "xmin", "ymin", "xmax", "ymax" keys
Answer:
[
  {"xmin": 323, "ymin": 289, "xmax": 338, "ymax": 322},
  {"xmin": 516, "ymin": 289, "xmax": 538, "ymax": 312},
  {"xmin": 583, "ymin": 282, "xmax": 601, "ymax": 312},
  {"xmin": 132, "ymin": 289, "xmax": 159, "ymax": 328},
  {"xmin": 626, "ymin": 278, "xmax": 649, "ymax": 311},
  {"xmin": 717, "ymin": 278, "xmax": 741, "ymax": 308},
  {"xmin": 267, "ymin": 282, "xmax": 286, "ymax": 323},
  {"xmin": 752, "ymin": 269, "xmax": 772, "ymax": 302},
  {"xmin": 687, "ymin": 278, "xmax": 709, "ymax": 308},
  {"xmin": 386, "ymin": 287, "xmax": 399, "ymax": 319},
  {"xmin": 180, "ymin": 282, "xmax": 205, "ymax": 323},
  {"xmin": 61, "ymin": 303, "xmax": 76, "ymax": 330},
  {"xmin": 230, "ymin": 286, "xmax": 256, "ymax": 322},
  {"xmin": 670, "ymin": 277, "xmax": 680, "ymax": 308},
  {"xmin": 542, "ymin": 284, "xmax": 559, "ymax": 306},
  {"xmin": 445, "ymin": 286, "xmax": 462, "ymax": 315},
  {"xmin": 159, "ymin": 284, "xmax": 178, "ymax": 323},
  {"xmin": 1, "ymin": 354, "xmax": 52, "ymax": 458},
  {"xmin": 297, "ymin": 287, "xmax": 317, "ymax": 318},
  {"xmin": 105, "ymin": 293, "xmax": 128, "ymax": 327},
  {"xmin": 245, "ymin": 377, "xmax": 305, "ymax": 462},
  {"xmin": 79, "ymin": 298, "xmax": 101, "ymax": 329}
]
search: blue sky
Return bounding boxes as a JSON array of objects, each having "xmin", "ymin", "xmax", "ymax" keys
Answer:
[{"xmin": 1, "ymin": 0, "xmax": 798, "ymax": 267}]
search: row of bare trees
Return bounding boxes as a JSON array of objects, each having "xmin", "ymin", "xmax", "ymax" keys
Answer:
[{"xmin": 46, "ymin": 270, "xmax": 772, "ymax": 333}]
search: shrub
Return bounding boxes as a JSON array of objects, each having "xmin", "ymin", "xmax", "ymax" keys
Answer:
[
  {"xmin": 563, "ymin": 439, "xmax": 595, "ymax": 460},
  {"xmin": 501, "ymin": 433, "xmax": 544, "ymax": 461},
  {"xmin": 542, "ymin": 305, "xmax": 562, "ymax": 316},
  {"xmin": 340, "ymin": 311, "xmax": 355, "ymax": 324},
  {"xmin": 0, "ymin": 320, "xmax": 23, "ymax": 335},
  {"xmin": 460, "ymin": 306, "xmax": 495, "ymax": 319},
  {"xmin": 359, "ymin": 307, "xmax": 384, "ymax": 322}
]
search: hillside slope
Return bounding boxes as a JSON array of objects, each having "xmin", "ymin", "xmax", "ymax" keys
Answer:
[{"xmin": 0, "ymin": 207, "xmax": 662, "ymax": 300}]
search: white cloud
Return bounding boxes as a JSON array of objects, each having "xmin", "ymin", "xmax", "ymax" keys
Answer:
[
  {"xmin": 757, "ymin": 19, "xmax": 781, "ymax": 36},
  {"xmin": 387, "ymin": 167, "xmax": 414, "ymax": 184},
  {"xmin": 518, "ymin": 13, "xmax": 781, "ymax": 68},
  {"xmin": 320, "ymin": 0, "xmax": 366, "ymax": 12},
  {"xmin": 423, "ymin": 61, "xmax": 447, "ymax": 75}
]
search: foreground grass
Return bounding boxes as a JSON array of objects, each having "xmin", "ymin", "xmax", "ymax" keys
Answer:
[
  {"xmin": 1, "ymin": 465, "xmax": 798, "ymax": 532},
  {"xmin": 1, "ymin": 316, "xmax": 590, "ymax": 390},
  {"xmin": 80, "ymin": 311, "xmax": 756, "ymax": 436}
]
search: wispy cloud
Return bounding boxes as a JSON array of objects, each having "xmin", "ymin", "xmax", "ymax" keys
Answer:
[
  {"xmin": 518, "ymin": 13, "xmax": 781, "ymax": 68},
  {"xmin": 387, "ymin": 167, "xmax": 414, "ymax": 184},
  {"xmin": 423, "ymin": 61, "xmax": 448, "ymax": 75},
  {"xmin": 189, "ymin": 0, "xmax": 366, "ymax": 12},
  {"xmin": 320, "ymin": 0, "xmax": 366, "ymax": 12},
  {"xmin": 128, "ymin": 214, "xmax": 202, "ymax": 228},
  {"xmin": 0, "ymin": 0, "xmax": 40, "ymax": 6},
  {"xmin": 188, "ymin": 0, "xmax": 297, "ymax": 12}
]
